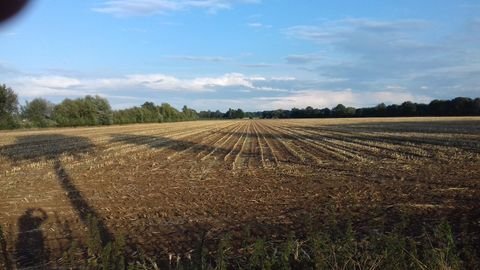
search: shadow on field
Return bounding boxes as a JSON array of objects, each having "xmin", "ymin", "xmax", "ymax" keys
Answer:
[
  {"xmin": 0, "ymin": 134, "xmax": 114, "ymax": 265},
  {"xmin": 54, "ymin": 159, "xmax": 113, "ymax": 245},
  {"xmin": 15, "ymin": 208, "xmax": 48, "ymax": 269},
  {"xmin": 110, "ymin": 131, "xmax": 308, "ymax": 163},
  {"xmin": 0, "ymin": 134, "xmax": 95, "ymax": 162},
  {"xmin": 110, "ymin": 133, "xmax": 226, "ymax": 156},
  {"xmin": 0, "ymin": 225, "xmax": 13, "ymax": 270},
  {"xmin": 109, "ymin": 132, "xmax": 309, "ymax": 166}
]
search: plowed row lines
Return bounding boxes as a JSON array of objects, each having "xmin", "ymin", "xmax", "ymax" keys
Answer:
[
  {"xmin": 200, "ymin": 122, "xmax": 246, "ymax": 161},
  {"xmin": 224, "ymin": 122, "xmax": 250, "ymax": 170},
  {"xmin": 166, "ymin": 122, "xmax": 241, "ymax": 161},
  {"xmin": 277, "ymin": 125, "xmax": 428, "ymax": 161},
  {"xmin": 252, "ymin": 121, "xmax": 278, "ymax": 167},
  {"xmin": 2, "ymin": 119, "xmax": 479, "ymax": 175}
]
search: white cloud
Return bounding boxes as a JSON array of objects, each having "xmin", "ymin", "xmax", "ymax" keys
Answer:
[
  {"xmin": 11, "ymin": 77, "xmax": 86, "ymax": 97},
  {"xmin": 255, "ymin": 89, "xmax": 431, "ymax": 110},
  {"xmin": 4, "ymin": 72, "xmax": 436, "ymax": 111},
  {"xmin": 256, "ymin": 90, "xmax": 355, "ymax": 109},
  {"xmin": 0, "ymin": 32, "xmax": 17, "ymax": 38},
  {"xmin": 84, "ymin": 73, "xmax": 264, "ymax": 92},
  {"xmin": 248, "ymin": 76, "xmax": 267, "ymax": 81},
  {"xmin": 247, "ymin": 22, "xmax": 272, "ymax": 29},
  {"xmin": 119, "ymin": 74, "xmax": 186, "ymax": 90},
  {"xmin": 181, "ymin": 89, "xmax": 431, "ymax": 111},
  {"xmin": 369, "ymin": 91, "xmax": 430, "ymax": 104},
  {"xmin": 285, "ymin": 54, "xmax": 322, "ymax": 65},
  {"xmin": 284, "ymin": 18, "xmax": 480, "ymax": 98},
  {"xmin": 189, "ymin": 73, "xmax": 256, "ymax": 89},
  {"xmin": 271, "ymin": 76, "xmax": 296, "ymax": 81},
  {"xmin": 385, "ymin": 85, "xmax": 406, "ymax": 90},
  {"xmin": 285, "ymin": 18, "xmax": 430, "ymax": 44},
  {"xmin": 165, "ymin": 55, "xmax": 231, "ymax": 62},
  {"xmin": 93, "ymin": 0, "xmax": 260, "ymax": 16},
  {"xmin": 25, "ymin": 76, "xmax": 82, "ymax": 89},
  {"xmin": 0, "ymin": 62, "xmax": 20, "ymax": 74},
  {"xmin": 242, "ymin": 63, "xmax": 274, "ymax": 68},
  {"xmin": 6, "ymin": 73, "xmax": 292, "ymax": 98},
  {"xmin": 255, "ymin": 87, "xmax": 289, "ymax": 92}
]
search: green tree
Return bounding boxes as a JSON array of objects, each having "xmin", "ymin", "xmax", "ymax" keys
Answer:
[
  {"xmin": 22, "ymin": 98, "xmax": 55, "ymax": 127},
  {"xmin": 141, "ymin": 102, "xmax": 160, "ymax": 123},
  {"xmin": 400, "ymin": 101, "xmax": 417, "ymax": 116},
  {"xmin": 428, "ymin": 100, "xmax": 448, "ymax": 116},
  {"xmin": 235, "ymin": 108, "xmax": 245, "ymax": 119},
  {"xmin": 225, "ymin": 108, "xmax": 245, "ymax": 119},
  {"xmin": 345, "ymin": 107, "xmax": 356, "ymax": 116},
  {"xmin": 474, "ymin": 98, "xmax": 480, "ymax": 115},
  {"xmin": 182, "ymin": 105, "xmax": 198, "ymax": 120},
  {"xmin": 0, "ymin": 84, "xmax": 19, "ymax": 129},
  {"xmin": 376, "ymin": 103, "xmax": 387, "ymax": 116},
  {"xmin": 53, "ymin": 96, "xmax": 113, "ymax": 126},
  {"xmin": 450, "ymin": 97, "xmax": 473, "ymax": 115},
  {"xmin": 332, "ymin": 104, "xmax": 347, "ymax": 117},
  {"xmin": 53, "ymin": 98, "xmax": 81, "ymax": 126},
  {"xmin": 159, "ymin": 103, "xmax": 180, "ymax": 122},
  {"xmin": 89, "ymin": 95, "xmax": 113, "ymax": 125}
]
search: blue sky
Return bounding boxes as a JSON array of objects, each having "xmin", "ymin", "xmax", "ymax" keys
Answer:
[{"xmin": 0, "ymin": 0, "xmax": 479, "ymax": 111}]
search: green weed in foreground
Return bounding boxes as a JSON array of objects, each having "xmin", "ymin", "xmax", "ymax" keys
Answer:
[
  {"xmin": 3, "ymin": 218, "xmax": 480, "ymax": 269},
  {"xmin": 163, "ymin": 219, "xmax": 478, "ymax": 270},
  {"xmin": 0, "ymin": 225, "xmax": 9, "ymax": 269}
]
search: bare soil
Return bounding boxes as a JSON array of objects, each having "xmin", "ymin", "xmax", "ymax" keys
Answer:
[{"xmin": 1, "ymin": 117, "xmax": 479, "ymax": 265}]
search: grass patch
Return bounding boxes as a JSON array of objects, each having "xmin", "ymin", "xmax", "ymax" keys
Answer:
[{"xmin": 2, "ymin": 216, "xmax": 479, "ymax": 269}]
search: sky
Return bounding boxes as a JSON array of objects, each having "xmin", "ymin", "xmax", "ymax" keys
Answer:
[{"xmin": 0, "ymin": 0, "xmax": 479, "ymax": 111}]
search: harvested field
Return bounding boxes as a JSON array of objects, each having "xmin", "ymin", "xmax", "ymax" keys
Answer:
[{"xmin": 0, "ymin": 117, "xmax": 480, "ymax": 267}]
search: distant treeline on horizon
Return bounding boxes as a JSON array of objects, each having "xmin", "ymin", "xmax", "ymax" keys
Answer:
[
  {"xmin": 1, "ymin": 84, "xmax": 479, "ymax": 130},
  {"xmin": 250, "ymin": 97, "xmax": 480, "ymax": 119}
]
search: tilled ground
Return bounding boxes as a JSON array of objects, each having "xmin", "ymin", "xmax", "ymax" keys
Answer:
[{"xmin": 0, "ymin": 117, "xmax": 479, "ymax": 266}]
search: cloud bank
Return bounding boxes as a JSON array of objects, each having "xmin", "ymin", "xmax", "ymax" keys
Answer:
[
  {"xmin": 9, "ymin": 73, "xmax": 280, "ymax": 97},
  {"xmin": 93, "ymin": 0, "xmax": 260, "ymax": 16},
  {"xmin": 285, "ymin": 18, "xmax": 480, "ymax": 98},
  {"xmin": 4, "ymin": 71, "xmax": 433, "ymax": 111}
]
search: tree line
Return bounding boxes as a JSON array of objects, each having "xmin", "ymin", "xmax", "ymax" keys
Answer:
[
  {"xmin": 198, "ymin": 108, "xmax": 250, "ymax": 119},
  {"xmin": 0, "ymin": 84, "xmax": 203, "ymax": 129},
  {"xmin": 255, "ymin": 98, "xmax": 480, "ymax": 119},
  {"xmin": 1, "ymin": 84, "xmax": 479, "ymax": 129}
]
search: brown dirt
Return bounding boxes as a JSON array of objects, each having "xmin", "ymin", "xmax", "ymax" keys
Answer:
[{"xmin": 0, "ymin": 117, "xmax": 479, "ymax": 264}]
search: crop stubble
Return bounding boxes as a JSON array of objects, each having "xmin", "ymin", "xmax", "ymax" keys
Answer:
[{"xmin": 0, "ymin": 117, "xmax": 479, "ymax": 260}]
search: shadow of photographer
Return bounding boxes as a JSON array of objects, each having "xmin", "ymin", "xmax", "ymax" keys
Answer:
[
  {"xmin": 15, "ymin": 208, "xmax": 48, "ymax": 269},
  {"xmin": 0, "ymin": 134, "xmax": 114, "ymax": 266}
]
